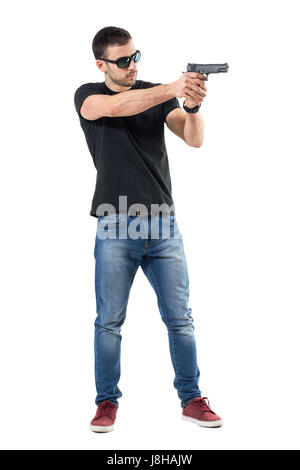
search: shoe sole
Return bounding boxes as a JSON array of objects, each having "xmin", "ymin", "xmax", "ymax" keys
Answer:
[
  {"xmin": 182, "ymin": 415, "xmax": 223, "ymax": 428},
  {"xmin": 90, "ymin": 424, "xmax": 114, "ymax": 433}
]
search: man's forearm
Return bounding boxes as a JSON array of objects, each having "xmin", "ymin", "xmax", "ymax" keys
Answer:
[
  {"xmin": 114, "ymin": 83, "xmax": 176, "ymax": 117},
  {"xmin": 184, "ymin": 112, "xmax": 205, "ymax": 147}
]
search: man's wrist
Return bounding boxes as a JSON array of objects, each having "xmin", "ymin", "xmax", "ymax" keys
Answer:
[
  {"xmin": 166, "ymin": 82, "xmax": 177, "ymax": 99},
  {"xmin": 183, "ymin": 100, "xmax": 201, "ymax": 113}
]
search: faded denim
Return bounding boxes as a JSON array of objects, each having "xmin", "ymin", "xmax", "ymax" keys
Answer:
[{"xmin": 93, "ymin": 214, "xmax": 201, "ymax": 408}]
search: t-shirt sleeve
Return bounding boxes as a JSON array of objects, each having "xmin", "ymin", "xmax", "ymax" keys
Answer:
[
  {"xmin": 74, "ymin": 83, "xmax": 102, "ymax": 117},
  {"xmin": 162, "ymin": 96, "xmax": 181, "ymax": 122}
]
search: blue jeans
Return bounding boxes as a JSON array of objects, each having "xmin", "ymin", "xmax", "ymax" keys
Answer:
[{"xmin": 93, "ymin": 214, "xmax": 201, "ymax": 408}]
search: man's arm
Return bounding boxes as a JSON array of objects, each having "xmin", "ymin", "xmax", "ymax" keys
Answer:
[
  {"xmin": 166, "ymin": 108, "xmax": 205, "ymax": 148},
  {"xmin": 80, "ymin": 72, "xmax": 204, "ymax": 121},
  {"xmin": 81, "ymin": 83, "xmax": 177, "ymax": 121}
]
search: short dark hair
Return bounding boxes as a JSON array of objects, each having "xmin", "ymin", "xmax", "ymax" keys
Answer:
[{"xmin": 92, "ymin": 26, "xmax": 132, "ymax": 60}]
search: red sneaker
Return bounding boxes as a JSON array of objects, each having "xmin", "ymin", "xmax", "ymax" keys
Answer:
[
  {"xmin": 182, "ymin": 397, "xmax": 223, "ymax": 428},
  {"xmin": 90, "ymin": 400, "xmax": 118, "ymax": 433}
]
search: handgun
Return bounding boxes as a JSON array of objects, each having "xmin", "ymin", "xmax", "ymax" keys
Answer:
[{"xmin": 185, "ymin": 63, "xmax": 229, "ymax": 80}]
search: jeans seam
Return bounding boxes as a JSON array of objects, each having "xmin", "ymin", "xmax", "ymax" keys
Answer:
[{"xmin": 148, "ymin": 262, "xmax": 181, "ymax": 384}]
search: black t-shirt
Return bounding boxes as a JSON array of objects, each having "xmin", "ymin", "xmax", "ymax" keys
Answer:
[{"xmin": 74, "ymin": 80, "xmax": 181, "ymax": 217}]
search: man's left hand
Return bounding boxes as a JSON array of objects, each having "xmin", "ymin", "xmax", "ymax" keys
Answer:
[{"xmin": 183, "ymin": 73, "xmax": 207, "ymax": 108}]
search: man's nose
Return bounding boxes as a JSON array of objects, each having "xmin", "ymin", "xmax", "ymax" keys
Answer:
[{"xmin": 128, "ymin": 60, "xmax": 137, "ymax": 71}]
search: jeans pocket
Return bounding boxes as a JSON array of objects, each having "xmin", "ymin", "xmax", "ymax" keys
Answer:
[
  {"xmin": 98, "ymin": 213, "xmax": 127, "ymax": 226},
  {"xmin": 97, "ymin": 213, "xmax": 128, "ymax": 239}
]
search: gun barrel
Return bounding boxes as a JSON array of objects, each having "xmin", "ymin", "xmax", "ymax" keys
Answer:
[{"xmin": 187, "ymin": 63, "xmax": 229, "ymax": 74}]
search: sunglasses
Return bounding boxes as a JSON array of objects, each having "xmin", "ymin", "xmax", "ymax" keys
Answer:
[{"xmin": 97, "ymin": 50, "xmax": 141, "ymax": 69}]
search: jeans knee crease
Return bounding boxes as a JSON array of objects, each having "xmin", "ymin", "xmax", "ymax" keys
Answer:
[{"xmin": 148, "ymin": 264, "xmax": 168, "ymax": 328}]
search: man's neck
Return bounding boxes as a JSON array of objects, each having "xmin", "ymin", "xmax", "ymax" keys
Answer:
[{"xmin": 105, "ymin": 80, "xmax": 132, "ymax": 93}]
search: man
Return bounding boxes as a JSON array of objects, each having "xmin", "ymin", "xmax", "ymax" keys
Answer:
[{"xmin": 74, "ymin": 26, "xmax": 223, "ymax": 432}]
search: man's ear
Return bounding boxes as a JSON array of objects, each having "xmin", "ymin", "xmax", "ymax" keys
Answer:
[{"xmin": 96, "ymin": 60, "xmax": 106, "ymax": 72}]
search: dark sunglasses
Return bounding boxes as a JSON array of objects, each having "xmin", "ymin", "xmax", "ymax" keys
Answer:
[{"xmin": 97, "ymin": 50, "xmax": 141, "ymax": 69}]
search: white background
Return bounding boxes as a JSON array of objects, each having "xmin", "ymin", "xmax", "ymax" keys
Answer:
[{"xmin": 0, "ymin": 0, "xmax": 299, "ymax": 450}]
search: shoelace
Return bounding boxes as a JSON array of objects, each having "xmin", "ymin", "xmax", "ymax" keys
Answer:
[
  {"xmin": 96, "ymin": 400, "xmax": 116, "ymax": 418},
  {"xmin": 192, "ymin": 397, "xmax": 215, "ymax": 414}
]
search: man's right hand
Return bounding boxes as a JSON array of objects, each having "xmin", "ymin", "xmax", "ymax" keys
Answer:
[{"xmin": 171, "ymin": 72, "xmax": 207, "ymax": 99}]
